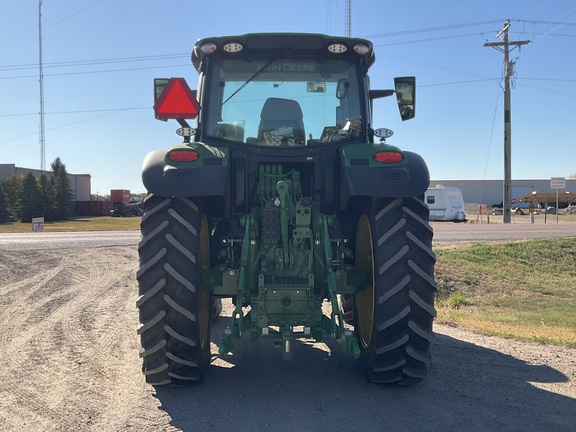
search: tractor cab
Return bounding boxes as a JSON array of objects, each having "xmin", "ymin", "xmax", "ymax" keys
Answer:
[{"xmin": 154, "ymin": 33, "xmax": 415, "ymax": 148}]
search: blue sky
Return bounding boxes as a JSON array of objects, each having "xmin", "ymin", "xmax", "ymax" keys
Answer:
[{"xmin": 1, "ymin": 1, "xmax": 575, "ymax": 195}]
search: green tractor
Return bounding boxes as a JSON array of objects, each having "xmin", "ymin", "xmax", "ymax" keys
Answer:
[{"xmin": 137, "ymin": 33, "xmax": 436, "ymax": 386}]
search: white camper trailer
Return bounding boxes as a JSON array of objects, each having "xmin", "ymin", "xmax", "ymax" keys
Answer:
[{"xmin": 425, "ymin": 185, "xmax": 466, "ymax": 222}]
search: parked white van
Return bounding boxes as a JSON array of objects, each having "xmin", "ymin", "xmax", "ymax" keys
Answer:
[{"xmin": 425, "ymin": 185, "xmax": 466, "ymax": 222}]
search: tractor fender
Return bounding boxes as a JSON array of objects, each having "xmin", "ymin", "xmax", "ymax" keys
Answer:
[
  {"xmin": 340, "ymin": 150, "xmax": 429, "ymax": 209},
  {"xmin": 142, "ymin": 148, "xmax": 229, "ymax": 197}
]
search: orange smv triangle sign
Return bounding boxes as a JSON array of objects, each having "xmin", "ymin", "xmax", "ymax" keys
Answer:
[{"xmin": 153, "ymin": 78, "xmax": 201, "ymax": 119}]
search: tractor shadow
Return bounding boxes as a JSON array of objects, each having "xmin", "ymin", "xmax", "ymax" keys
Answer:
[{"xmin": 152, "ymin": 317, "xmax": 576, "ymax": 432}]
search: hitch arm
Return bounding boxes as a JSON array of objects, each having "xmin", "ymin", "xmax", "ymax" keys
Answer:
[
  {"xmin": 320, "ymin": 215, "xmax": 361, "ymax": 359},
  {"xmin": 219, "ymin": 214, "xmax": 256, "ymax": 355}
]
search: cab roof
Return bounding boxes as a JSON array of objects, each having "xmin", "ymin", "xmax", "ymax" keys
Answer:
[{"xmin": 191, "ymin": 33, "xmax": 375, "ymax": 71}]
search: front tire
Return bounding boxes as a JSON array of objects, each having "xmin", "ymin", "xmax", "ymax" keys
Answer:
[
  {"xmin": 136, "ymin": 194, "xmax": 212, "ymax": 386},
  {"xmin": 354, "ymin": 197, "xmax": 436, "ymax": 384}
]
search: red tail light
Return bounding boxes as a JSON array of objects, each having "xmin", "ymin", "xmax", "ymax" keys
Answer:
[
  {"xmin": 168, "ymin": 149, "xmax": 199, "ymax": 162},
  {"xmin": 373, "ymin": 151, "xmax": 404, "ymax": 164}
]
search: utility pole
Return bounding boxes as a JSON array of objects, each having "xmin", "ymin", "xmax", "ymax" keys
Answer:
[{"xmin": 484, "ymin": 20, "xmax": 531, "ymax": 223}]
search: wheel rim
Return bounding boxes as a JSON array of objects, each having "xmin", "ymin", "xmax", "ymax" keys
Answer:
[
  {"xmin": 355, "ymin": 214, "xmax": 375, "ymax": 348},
  {"xmin": 198, "ymin": 214, "xmax": 211, "ymax": 350}
]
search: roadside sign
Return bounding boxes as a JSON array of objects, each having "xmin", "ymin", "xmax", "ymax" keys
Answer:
[
  {"xmin": 550, "ymin": 178, "xmax": 565, "ymax": 224},
  {"xmin": 32, "ymin": 217, "xmax": 44, "ymax": 232},
  {"xmin": 551, "ymin": 177, "xmax": 566, "ymax": 189}
]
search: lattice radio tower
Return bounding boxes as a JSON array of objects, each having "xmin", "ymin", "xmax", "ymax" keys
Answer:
[
  {"xmin": 345, "ymin": 0, "xmax": 351, "ymax": 36},
  {"xmin": 39, "ymin": 0, "xmax": 46, "ymax": 171}
]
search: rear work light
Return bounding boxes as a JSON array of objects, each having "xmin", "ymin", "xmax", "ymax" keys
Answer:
[
  {"xmin": 327, "ymin": 43, "xmax": 347, "ymax": 53},
  {"xmin": 168, "ymin": 149, "xmax": 199, "ymax": 162},
  {"xmin": 223, "ymin": 42, "xmax": 243, "ymax": 53},
  {"xmin": 373, "ymin": 151, "xmax": 404, "ymax": 164}
]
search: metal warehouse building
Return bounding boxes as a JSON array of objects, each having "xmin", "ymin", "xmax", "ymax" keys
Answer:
[
  {"xmin": 430, "ymin": 179, "xmax": 576, "ymax": 207},
  {"xmin": 0, "ymin": 164, "xmax": 91, "ymax": 201}
]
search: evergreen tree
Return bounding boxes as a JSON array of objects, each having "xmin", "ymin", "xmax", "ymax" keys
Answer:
[
  {"xmin": 0, "ymin": 183, "xmax": 10, "ymax": 223},
  {"xmin": 18, "ymin": 173, "xmax": 43, "ymax": 223},
  {"xmin": 132, "ymin": 192, "xmax": 147, "ymax": 203},
  {"xmin": 3, "ymin": 174, "xmax": 25, "ymax": 218},
  {"xmin": 39, "ymin": 174, "xmax": 57, "ymax": 221},
  {"xmin": 51, "ymin": 158, "xmax": 75, "ymax": 220}
]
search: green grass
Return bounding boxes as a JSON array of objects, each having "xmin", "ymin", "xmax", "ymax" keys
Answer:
[
  {"xmin": 435, "ymin": 238, "xmax": 576, "ymax": 348},
  {"xmin": 0, "ymin": 216, "xmax": 141, "ymax": 233}
]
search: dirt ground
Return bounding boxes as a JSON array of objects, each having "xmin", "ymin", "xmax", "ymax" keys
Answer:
[{"xmin": 0, "ymin": 246, "xmax": 574, "ymax": 431}]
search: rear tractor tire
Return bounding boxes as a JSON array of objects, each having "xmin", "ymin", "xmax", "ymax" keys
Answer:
[
  {"xmin": 353, "ymin": 196, "xmax": 437, "ymax": 384},
  {"xmin": 136, "ymin": 194, "xmax": 213, "ymax": 386}
]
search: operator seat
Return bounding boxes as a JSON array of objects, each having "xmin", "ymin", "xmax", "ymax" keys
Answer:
[{"xmin": 257, "ymin": 98, "xmax": 305, "ymax": 146}]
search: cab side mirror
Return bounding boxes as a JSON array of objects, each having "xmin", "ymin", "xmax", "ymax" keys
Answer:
[
  {"xmin": 154, "ymin": 78, "xmax": 170, "ymax": 122},
  {"xmin": 394, "ymin": 77, "xmax": 416, "ymax": 121}
]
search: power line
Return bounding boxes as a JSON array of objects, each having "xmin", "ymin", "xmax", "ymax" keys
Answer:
[
  {"xmin": 418, "ymin": 79, "xmax": 495, "ymax": 87},
  {"xmin": 510, "ymin": 18, "xmax": 576, "ymax": 26},
  {"xmin": 483, "ymin": 87, "xmax": 503, "ymax": 180},
  {"xmin": 518, "ymin": 77, "xmax": 576, "ymax": 82},
  {"xmin": 0, "ymin": 19, "xmax": 572, "ymax": 82},
  {"xmin": 376, "ymin": 52, "xmax": 493, "ymax": 80},
  {"xmin": 47, "ymin": 0, "xmax": 103, "ymax": 28},
  {"xmin": 516, "ymin": 32, "xmax": 576, "ymax": 37},
  {"xmin": 514, "ymin": 82, "xmax": 576, "ymax": 98},
  {"xmin": 0, "ymin": 102, "xmax": 150, "ymax": 145},
  {"xmin": 364, "ymin": 18, "xmax": 576, "ymax": 40},
  {"xmin": 4, "ymin": 19, "xmax": 572, "ymax": 74},
  {"xmin": 0, "ymin": 106, "xmax": 150, "ymax": 117},
  {"xmin": 2, "ymin": 17, "xmax": 559, "ymax": 71},
  {"xmin": 2, "ymin": 15, "xmax": 573, "ymax": 143},
  {"xmin": 373, "ymin": 31, "xmax": 495, "ymax": 47},
  {"xmin": 0, "ymin": 53, "xmax": 189, "ymax": 71},
  {"xmin": 0, "ymin": 63, "xmax": 189, "ymax": 80},
  {"xmin": 373, "ymin": 29, "xmax": 576, "ymax": 48},
  {"xmin": 365, "ymin": 20, "xmax": 506, "ymax": 39}
]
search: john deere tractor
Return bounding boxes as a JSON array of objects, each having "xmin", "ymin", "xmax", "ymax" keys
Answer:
[{"xmin": 137, "ymin": 33, "xmax": 436, "ymax": 386}]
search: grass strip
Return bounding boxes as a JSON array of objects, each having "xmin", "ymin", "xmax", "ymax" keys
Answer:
[
  {"xmin": 0, "ymin": 216, "xmax": 141, "ymax": 233},
  {"xmin": 435, "ymin": 238, "xmax": 576, "ymax": 348}
]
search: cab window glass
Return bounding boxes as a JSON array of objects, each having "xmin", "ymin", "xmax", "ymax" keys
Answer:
[{"xmin": 204, "ymin": 58, "xmax": 363, "ymax": 146}]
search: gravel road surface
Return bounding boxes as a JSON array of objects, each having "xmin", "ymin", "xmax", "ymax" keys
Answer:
[{"xmin": 0, "ymin": 226, "xmax": 574, "ymax": 431}]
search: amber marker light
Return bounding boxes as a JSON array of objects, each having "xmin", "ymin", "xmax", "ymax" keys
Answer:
[{"xmin": 199, "ymin": 42, "xmax": 217, "ymax": 54}]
